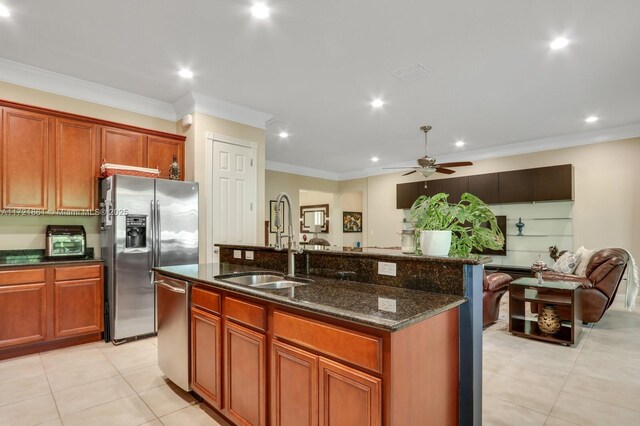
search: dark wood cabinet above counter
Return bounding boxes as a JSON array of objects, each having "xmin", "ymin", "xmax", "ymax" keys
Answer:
[
  {"xmin": 396, "ymin": 164, "xmax": 573, "ymax": 209},
  {"xmin": 0, "ymin": 99, "xmax": 185, "ymax": 212}
]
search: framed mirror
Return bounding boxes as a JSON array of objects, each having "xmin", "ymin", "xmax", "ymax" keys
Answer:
[{"xmin": 300, "ymin": 204, "xmax": 329, "ymax": 233}]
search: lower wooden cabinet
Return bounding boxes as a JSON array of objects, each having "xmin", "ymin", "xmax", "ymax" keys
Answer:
[
  {"xmin": 271, "ymin": 341, "xmax": 319, "ymax": 426},
  {"xmin": 224, "ymin": 321, "xmax": 266, "ymax": 426},
  {"xmin": 270, "ymin": 340, "xmax": 380, "ymax": 426},
  {"xmin": 0, "ymin": 282, "xmax": 47, "ymax": 348},
  {"xmin": 191, "ymin": 307, "xmax": 222, "ymax": 409},
  {"xmin": 53, "ymin": 278, "xmax": 103, "ymax": 338},
  {"xmin": 0, "ymin": 263, "xmax": 104, "ymax": 359},
  {"xmin": 318, "ymin": 357, "xmax": 381, "ymax": 426}
]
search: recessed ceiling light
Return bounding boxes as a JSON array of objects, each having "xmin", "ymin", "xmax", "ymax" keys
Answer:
[
  {"xmin": 278, "ymin": 132, "xmax": 289, "ymax": 138},
  {"xmin": 550, "ymin": 37, "xmax": 570, "ymax": 50},
  {"xmin": 584, "ymin": 116, "xmax": 599, "ymax": 123},
  {"xmin": 251, "ymin": 3, "xmax": 270, "ymax": 19},
  {"xmin": 0, "ymin": 5, "xmax": 10, "ymax": 17},
  {"xmin": 178, "ymin": 69, "xmax": 193, "ymax": 79},
  {"xmin": 371, "ymin": 99, "xmax": 384, "ymax": 108},
  {"xmin": 371, "ymin": 157, "xmax": 379, "ymax": 162},
  {"xmin": 455, "ymin": 141, "xmax": 465, "ymax": 147}
]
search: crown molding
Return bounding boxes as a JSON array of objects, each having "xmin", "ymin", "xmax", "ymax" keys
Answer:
[
  {"xmin": 177, "ymin": 91, "xmax": 273, "ymax": 129},
  {"xmin": 0, "ymin": 57, "xmax": 177, "ymax": 121},
  {"xmin": 265, "ymin": 160, "xmax": 340, "ymax": 181},
  {"xmin": 0, "ymin": 57, "xmax": 273, "ymax": 128}
]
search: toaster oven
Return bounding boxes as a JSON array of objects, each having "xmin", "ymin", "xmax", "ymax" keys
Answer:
[{"xmin": 45, "ymin": 225, "xmax": 87, "ymax": 259}]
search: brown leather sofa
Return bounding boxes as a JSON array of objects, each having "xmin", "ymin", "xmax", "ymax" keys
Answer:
[
  {"xmin": 483, "ymin": 272, "xmax": 512, "ymax": 327},
  {"xmin": 536, "ymin": 248, "xmax": 629, "ymax": 323}
]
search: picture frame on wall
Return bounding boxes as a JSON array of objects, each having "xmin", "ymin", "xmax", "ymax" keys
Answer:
[
  {"xmin": 269, "ymin": 200, "xmax": 287, "ymax": 233},
  {"xmin": 343, "ymin": 211, "xmax": 362, "ymax": 233}
]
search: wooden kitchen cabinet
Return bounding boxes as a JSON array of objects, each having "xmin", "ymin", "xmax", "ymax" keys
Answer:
[
  {"xmin": 319, "ymin": 357, "xmax": 381, "ymax": 426},
  {"xmin": 1, "ymin": 107, "xmax": 50, "ymax": 210},
  {"xmin": 147, "ymin": 136, "xmax": 184, "ymax": 179},
  {"xmin": 55, "ymin": 118, "xmax": 98, "ymax": 210},
  {"xmin": 0, "ymin": 263, "xmax": 104, "ymax": 360},
  {"xmin": 0, "ymin": 268, "xmax": 47, "ymax": 349},
  {"xmin": 100, "ymin": 126, "xmax": 146, "ymax": 167},
  {"xmin": 224, "ymin": 320, "xmax": 267, "ymax": 426},
  {"xmin": 53, "ymin": 277, "xmax": 103, "ymax": 338},
  {"xmin": 191, "ymin": 306, "xmax": 222, "ymax": 409},
  {"xmin": 271, "ymin": 340, "xmax": 319, "ymax": 426}
]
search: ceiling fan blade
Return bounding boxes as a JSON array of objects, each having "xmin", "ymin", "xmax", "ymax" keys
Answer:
[
  {"xmin": 382, "ymin": 166, "xmax": 420, "ymax": 170},
  {"xmin": 402, "ymin": 170, "xmax": 417, "ymax": 176},
  {"xmin": 436, "ymin": 161, "xmax": 473, "ymax": 168},
  {"xmin": 435, "ymin": 168, "xmax": 456, "ymax": 175}
]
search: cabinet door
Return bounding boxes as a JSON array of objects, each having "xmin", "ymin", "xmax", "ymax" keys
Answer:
[
  {"xmin": 468, "ymin": 173, "xmax": 500, "ymax": 204},
  {"xmin": 53, "ymin": 278, "xmax": 103, "ymax": 338},
  {"xmin": 1, "ymin": 108, "xmax": 50, "ymax": 210},
  {"xmin": 100, "ymin": 127, "xmax": 145, "ymax": 167},
  {"xmin": 532, "ymin": 164, "xmax": 573, "ymax": 201},
  {"xmin": 271, "ymin": 340, "xmax": 319, "ymax": 426},
  {"xmin": 191, "ymin": 307, "xmax": 222, "ymax": 409},
  {"xmin": 419, "ymin": 179, "xmax": 442, "ymax": 198},
  {"xmin": 440, "ymin": 176, "xmax": 469, "ymax": 204},
  {"xmin": 147, "ymin": 136, "xmax": 184, "ymax": 180},
  {"xmin": 0, "ymin": 283, "xmax": 47, "ymax": 348},
  {"xmin": 498, "ymin": 169, "xmax": 533, "ymax": 203},
  {"xmin": 319, "ymin": 357, "xmax": 381, "ymax": 426},
  {"xmin": 55, "ymin": 118, "xmax": 98, "ymax": 210},
  {"xmin": 396, "ymin": 182, "xmax": 418, "ymax": 209},
  {"xmin": 224, "ymin": 321, "xmax": 266, "ymax": 426}
]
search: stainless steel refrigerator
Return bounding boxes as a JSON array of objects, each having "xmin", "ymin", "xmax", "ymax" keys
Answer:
[{"xmin": 100, "ymin": 175, "xmax": 198, "ymax": 342}]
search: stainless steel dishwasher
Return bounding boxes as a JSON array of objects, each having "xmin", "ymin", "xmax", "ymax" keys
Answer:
[{"xmin": 155, "ymin": 275, "xmax": 191, "ymax": 391}]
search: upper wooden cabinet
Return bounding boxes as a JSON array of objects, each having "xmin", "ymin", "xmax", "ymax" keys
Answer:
[
  {"xmin": 147, "ymin": 136, "xmax": 184, "ymax": 180},
  {"xmin": 1, "ymin": 108, "xmax": 50, "ymax": 210},
  {"xmin": 0, "ymin": 99, "xmax": 186, "ymax": 212},
  {"xmin": 101, "ymin": 127, "xmax": 146, "ymax": 167},
  {"xmin": 396, "ymin": 164, "xmax": 573, "ymax": 208},
  {"xmin": 55, "ymin": 119, "xmax": 98, "ymax": 210}
]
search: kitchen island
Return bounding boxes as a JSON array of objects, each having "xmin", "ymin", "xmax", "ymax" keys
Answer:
[{"xmin": 155, "ymin": 261, "xmax": 469, "ymax": 425}]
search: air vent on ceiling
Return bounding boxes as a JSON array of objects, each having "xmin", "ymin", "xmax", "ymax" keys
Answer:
[{"xmin": 392, "ymin": 63, "xmax": 431, "ymax": 82}]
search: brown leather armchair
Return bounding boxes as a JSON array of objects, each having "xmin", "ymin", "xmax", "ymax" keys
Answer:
[
  {"xmin": 483, "ymin": 272, "xmax": 512, "ymax": 327},
  {"xmin": 537, "ymin": 248, "xmax": 629, "ymax": 323}
]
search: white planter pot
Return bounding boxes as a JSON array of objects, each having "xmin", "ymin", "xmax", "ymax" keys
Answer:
[{"xmin": 419, "ymin": 230, "xmax": 452, "ymax": 257}]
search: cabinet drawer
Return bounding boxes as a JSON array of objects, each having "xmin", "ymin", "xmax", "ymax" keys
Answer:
[
  {"xmin": 225, "ymin": 297, "xmax": 266, "ymax": 331},
  {"xmin": 0, "ymin": 269, "xmax": 46, "ymax": 285},
  {"xmin": 54, "ymin": 265, "xmax": 101, "ymax": 281},
  {"xmin": 273, "ymin": 311, "xmax": 382, "ymax": 373},
  {"xmin": 192, "ymin": 286, "xmax": 221, "ymax": 314}
]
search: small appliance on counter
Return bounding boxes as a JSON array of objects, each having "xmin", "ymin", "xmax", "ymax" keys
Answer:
[{"xmin": 45, "ymin": 225, "xmax": 86, "ymax": 259}]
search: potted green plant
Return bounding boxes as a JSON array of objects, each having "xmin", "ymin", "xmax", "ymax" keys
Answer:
[{"xmin": 410, "ymin": 192, "xmax": 505, "ymax": 257}]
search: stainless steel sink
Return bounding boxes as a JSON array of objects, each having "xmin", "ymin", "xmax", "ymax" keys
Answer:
[
  {"xmin": 221, "ymin": 274, "xmax": 284, "ymax": 286},
  {"xmin": 219, "ymin": 273, "xmax": 310, "ymax": 290},
  {"xmin": 250, "ymin": 280, "xmax": 308, "ymax": 290}
]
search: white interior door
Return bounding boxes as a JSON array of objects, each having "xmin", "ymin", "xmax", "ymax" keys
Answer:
[{"xmin": 211, "ymin": 139, "xmax": 257, "ymax": 262}]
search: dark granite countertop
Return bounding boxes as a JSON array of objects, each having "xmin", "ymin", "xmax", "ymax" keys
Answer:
[
  {"xmin": 0, "ymin": 249, "xmax": 102, "ymax": 268},
  {"xmin": 216, "ymin": 243, "xmax": 492, "ymax": 265},
  {"xmin": 155, "ymin": 263, "xmax": 466, "ymax": 332}
]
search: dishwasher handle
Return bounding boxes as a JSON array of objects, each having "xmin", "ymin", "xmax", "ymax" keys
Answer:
[{"xmin": 155, "ymin": 280, "xmax": 186, "ymax": 294}]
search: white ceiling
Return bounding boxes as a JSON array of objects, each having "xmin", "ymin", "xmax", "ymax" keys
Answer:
[{"xmin": 1, "ymin": 0, "xmax": 639, "ymax": 178}]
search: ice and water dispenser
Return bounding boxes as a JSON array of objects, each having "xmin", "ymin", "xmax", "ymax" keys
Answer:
[{"xmin": 125, "ymin": 215, "xmax": 147, "ymax": 248}]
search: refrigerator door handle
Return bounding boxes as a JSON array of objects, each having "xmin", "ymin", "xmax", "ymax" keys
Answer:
[
  {"xmin": 149, "ymin": 200, "xmax": 155, "ymax": 277},
  {"xmin": 156, "ymin": 200, "xmax": 161, "ymax": 266}
]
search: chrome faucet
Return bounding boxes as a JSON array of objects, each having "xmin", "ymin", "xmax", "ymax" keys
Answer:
[{"xmin": 274, "ymin": 192, "xmax": 302, "ymax": 276}]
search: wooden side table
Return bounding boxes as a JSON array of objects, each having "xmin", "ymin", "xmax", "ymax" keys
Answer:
[{"xmin": 509, "ymin": 277, "xmax": 583, "ymax": 345}]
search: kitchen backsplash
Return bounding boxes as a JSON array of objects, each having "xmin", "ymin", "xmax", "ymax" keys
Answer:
[{"xmin": 0, "ymin": 215, "xmax": 101, "ymax": 256}]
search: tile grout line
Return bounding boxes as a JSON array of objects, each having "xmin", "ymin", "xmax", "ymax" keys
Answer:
[{"xmin": 38, "ymin": 353, "xmax": 64, "ymax": 426}]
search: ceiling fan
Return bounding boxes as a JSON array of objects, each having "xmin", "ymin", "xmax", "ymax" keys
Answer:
[{"xmin": 384, "ymin": 125, "xmax": 473, "ymax": 179}]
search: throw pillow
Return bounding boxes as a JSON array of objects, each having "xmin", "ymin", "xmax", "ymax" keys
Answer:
[
  {"xmin": 552, "ymin": 251, "xmax": 582, "ymax": 274},
  {"xmin": 574, "ymin": 246, "xmax": 596, "ymax": 277}
]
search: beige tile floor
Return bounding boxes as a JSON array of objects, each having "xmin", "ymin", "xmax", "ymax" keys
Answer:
[
  {"xmin": 0, "ymin": 291, "xmax": 638, "ymax": 425},
  {"xmin": 483, "ymin": 289, "xmax": 640, "ymax": 426}
]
